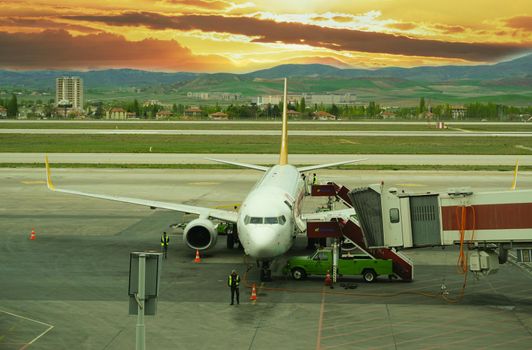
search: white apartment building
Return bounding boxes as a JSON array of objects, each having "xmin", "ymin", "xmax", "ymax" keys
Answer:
[{"xmin": 56, "ymin": 76, "xmax": 83, "ymax": 110}]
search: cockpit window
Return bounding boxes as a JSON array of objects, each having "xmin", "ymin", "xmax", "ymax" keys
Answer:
[
  {"xmin": 249, "ymin": 217, "xmax": 263, "ymax": 224},
  {"xmin": 244, "ymin": 215, "xmax": 287, "ymax": 225},
  {"xmin": 264, "ymin": 217, "xmax": 278, "ymax": 224}
]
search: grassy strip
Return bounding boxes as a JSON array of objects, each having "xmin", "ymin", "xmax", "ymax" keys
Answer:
[
  {"xmin": 2, "ymin": 162, "xmax": 529, "ymax": 172},
  {"xmin": 1, "ymin": 122, "xmax": 531, "ymax": 132},
  {"xmin": 1, "ymin": 134, "xmax": 531, "ymax": 154}
]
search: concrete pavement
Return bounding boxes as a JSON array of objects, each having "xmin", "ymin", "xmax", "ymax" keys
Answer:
[
  {"xmin": 2, "ymin": 153, "xmax": 532, "ymax": 166},
  {"xmin": 1, "ymin": 168, "xmax": 531, "ymax": 349}
]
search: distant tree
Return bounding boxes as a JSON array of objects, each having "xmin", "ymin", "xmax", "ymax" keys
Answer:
[
  {"xmin": 132, "ymin": 99, "xmax": 140, "ymax": 116},
  {"xmin": 419, "ymin": 97, "xmax": 426, "ymax": 115},
  {"xmin": 272, "ymin": 105, "xmax": 281, "ymax": 119},
  {"xmin": 329, "ymin": 103, "xmax": 339, "ymax": 116},
  {"xmin": 7, "ymin": 94, "xmax": 18, "ymax": 118},
  {"xmin": 171, "ymin": 103, "xmax": 178, "ymax": 114},
  {"xmin": 367, "ymin": 101, "xmax": 380, "ymax": 118},
  {"xmin": 94, "ymin": 102, "xmax": 104, "ymax": 119},
  {"xmin": 299, "ymin": 97, "xmax": 306, "ymax": 113}
]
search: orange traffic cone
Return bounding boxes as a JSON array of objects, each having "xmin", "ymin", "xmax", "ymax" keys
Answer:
[
  {"xmin": 194, "ymin": 249, "xmax": 201, "ymax": 263},
  {"xmin": 324, "ymin": 271, "xmax": 332, "ymax": 287},
  {"xmin": 250, "ymin": 283, "xmax": 257, "ymax": 301},
  {"xmin": 30, "ymin": 228, "xmax": 36, "ymax": 240}
]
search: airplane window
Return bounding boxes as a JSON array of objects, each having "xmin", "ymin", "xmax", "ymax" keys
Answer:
[
  {"xmin": 264, "ymin": 217, "xmax": 279, "ymax": 224},
  {"xmin": 278, "ymin": 215, "xmax": 286, "ymax": 225},
  {"xmin": 244, "ymin": 215, "xmax": 250, "ymax": 224},
  {"xmin": 250, "ymin": 217, "xmax": 263, "ymax": 224}
]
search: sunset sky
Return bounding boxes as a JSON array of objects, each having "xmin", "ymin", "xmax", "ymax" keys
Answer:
[{"xmin": 0, "ymin": 0, "xmax": 530, "ymax": 72}]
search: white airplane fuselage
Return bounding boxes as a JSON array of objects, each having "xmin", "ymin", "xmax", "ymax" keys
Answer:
[{"xmin": 237, "ymin": 164, "xmax": 305, "ymax": 260}]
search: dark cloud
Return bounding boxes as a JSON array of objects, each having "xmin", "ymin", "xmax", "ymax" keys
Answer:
[
  {"xmin": 0, "ymin": 17, "xmax": 100, "ymax": 33},
  {"xmin": 387, "ymin": 22, "xmax": 417, "ymax": 31},
  {"xmin": 505, "ymin": 16, "xmax": 532, "ymax": 31},
  {"xmin": 0, "ymin": 29, "xmax": 231, "ymax": 71},
  {"xmin": 434, "ymin": 24, "xmax": 466, "ymax": 34},
  {"xmin": 64, "ymin": 12, "xmax": 530, "ymax": 61}
]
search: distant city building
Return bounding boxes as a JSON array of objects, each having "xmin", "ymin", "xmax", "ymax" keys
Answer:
[
  {"xmin": 105, "ymin": 107, "xmax": 127, "ymax": 120},
  {"xmin": 257, "ymin": 93, "xmax": 356, "ymax": 106},
  {"xmin": 184, "ymin": 106, "xmax": 203, "ymax": 117},
  {"xmin": 209, "ymin": 111, "xmax": 229, "ymax": 120},
  {"xmin": 187, "ymin": 92, "xmax": 242, "ymax": 101},
  {"xmin": 156, "ymin": 110, "xmax": 172, "ymax": 119},
  {"xmin": 451, "ymin": 105, "xmax": 466, "ymax": 119},
  {"xmin": 143, "ymin": 100, "xmax": 160, "ymax": 107},
  {"xmin": 55, "ymin": 76, "xmax": 83, "ymax": 110},
  {"xmin": 313, "ymin": 111, "xmax": 337, "ymax": 121},
  {"xmin": 286, "ymin": 110, "xmax": 301, "ymax": 118}
]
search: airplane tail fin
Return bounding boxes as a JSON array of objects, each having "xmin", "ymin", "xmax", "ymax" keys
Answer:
[
  {"xmin": 511, "ymin": 160, "xmax": 519, "ymax": 190},
  {"xmin": 279, "ymin": 78, "xmax": 288, "ymax": 165},
  {"xmin": 45, "ymin": 155, "xmax": 56, "ymax": 191}
]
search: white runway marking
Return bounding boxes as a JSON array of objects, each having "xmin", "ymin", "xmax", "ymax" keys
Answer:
[{"xmin": 0, "ymin": 309, "xmax": 54, "ymax": 349}]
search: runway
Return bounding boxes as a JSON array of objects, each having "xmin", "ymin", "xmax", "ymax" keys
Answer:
[
  {"xmin": 1, "ymin": 168, "xmax": 531, "ymax": 349},
  {"xmin": 1, "ymin": 128, "xmax": 531, "ymax": 137},
  {"xmin": 3, "ymin": 152, "xmax": 532, "ymax": 166}
]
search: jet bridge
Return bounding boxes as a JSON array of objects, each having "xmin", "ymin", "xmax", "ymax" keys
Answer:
[{"xmin": 348, "ymin": 184, "xmax": 532, "ymax": 276}]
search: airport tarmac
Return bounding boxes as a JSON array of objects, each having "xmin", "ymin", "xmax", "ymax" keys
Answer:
[{"xmin": 1, "ymin": 168, "xmax": 532, "ymax": 349}]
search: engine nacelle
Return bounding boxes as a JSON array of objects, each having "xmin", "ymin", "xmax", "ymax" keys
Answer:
[{"xmin": 183, "ymin": 218, "xmax": 217, "ymax": 250}]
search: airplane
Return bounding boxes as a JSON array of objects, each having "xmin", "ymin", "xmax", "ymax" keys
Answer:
[{"xmin": 45, "ymin": 78, "xmax": 365, "ymax": 281}]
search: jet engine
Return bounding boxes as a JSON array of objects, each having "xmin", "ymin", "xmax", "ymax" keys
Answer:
[{"xmin": 183, "ymin": 218, "xmax": 217, "ymax": 250}]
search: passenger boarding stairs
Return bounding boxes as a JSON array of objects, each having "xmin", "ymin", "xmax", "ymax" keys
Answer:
[{"xmin": 306, "ymin": 183, "xmax": 414, "ymax": 281}]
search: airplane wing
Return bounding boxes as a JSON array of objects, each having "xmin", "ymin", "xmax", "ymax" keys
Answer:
[
  {"xmin": 205, "ymin": 157, "xmax": 269, "ymax": 171},
  {"xmin": 298, "ymin": 158, "xmax": 367, "ymax": 172},
  {"xmin": 45, "ymin": 157, "xmax": 238, "ymax": 223},
  {"xmin": 300, "ymin": 208, "xmax": 356, "ymax": 222}
]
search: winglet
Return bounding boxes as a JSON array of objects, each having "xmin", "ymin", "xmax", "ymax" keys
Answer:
[
  {"xmin": 511, "ymin": 159, "xmax": 519, "ymax": 190},
  {"xmin": 45, "ymin": 155, "xmax": 55, "ymax": 191}
]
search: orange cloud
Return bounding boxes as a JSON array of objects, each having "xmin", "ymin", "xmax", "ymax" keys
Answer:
[
  {"xmin": 65, "ymin": 12, "xmax": 530, "ymax": 61},
  {"xmin": 332, "ymin": 15, "xmax": 353, "ymax": 23},
  {"xmin": 0, "ymin": 17, "xmax": 100, "ymax": 33},
  {"xmin": 505, "ymin": 16, "xmax": 532, "ymax": 31},
  {"xmin": 434, "ymin": 24, "xmax": 466, "ymax": 34},
  {"xmin": 387, "ymin": 22, "xmax": 417, "ymax": 31},
  {"xmin": 0, "ymin": 29, "xmax": 231, "ymax": 71}
]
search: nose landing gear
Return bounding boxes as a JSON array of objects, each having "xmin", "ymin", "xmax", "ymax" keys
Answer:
[{"xmin": 259, "ymin": 260, "xmax": 272, "ymax": 282}]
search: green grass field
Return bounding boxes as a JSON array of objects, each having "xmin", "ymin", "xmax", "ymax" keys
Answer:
[
  {"xmin": 1, "ymin": 134, "xmax": 531, "ymax": 154},
  {"xmin": 1, "ymin": 122, "xmax": 531, "ymax": 132}
]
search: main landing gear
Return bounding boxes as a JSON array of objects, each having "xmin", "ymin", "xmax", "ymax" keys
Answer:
[{"xmin": 258, "ymin": 260, "xmax": 272, "ymax": 282}]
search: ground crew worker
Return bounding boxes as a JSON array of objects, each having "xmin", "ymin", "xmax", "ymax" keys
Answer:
[
  {"xmin": 312, "ymin": 173, "xmax": 317, "ymax": 185},
  {"xmin": 228, "ymin": 269, "xmax": 240, "ymax": 305},
  {"xmin": 161, "ymin": 231, "xmax": 169, "ymax": 259}
]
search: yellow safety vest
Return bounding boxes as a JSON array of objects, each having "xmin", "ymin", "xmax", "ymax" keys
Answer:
[
  {"xmin": 228, "ymin": 274, "xmax": 240, "ymax": 287},
  {"xmin": 161, "ymin": 235, "xmax": 169, "ymax": 247}
]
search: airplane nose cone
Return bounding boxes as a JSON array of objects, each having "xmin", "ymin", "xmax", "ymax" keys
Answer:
[{"xmin": 246, "ymin": 227, "xmax": 279, "ymax": 258}]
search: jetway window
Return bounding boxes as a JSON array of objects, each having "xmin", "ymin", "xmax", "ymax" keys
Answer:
[{"xmin": 390, "ymin": 208, "xmax": 400, "ymax": 223}]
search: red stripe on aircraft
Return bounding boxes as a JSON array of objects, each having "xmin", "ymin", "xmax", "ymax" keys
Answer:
[{"xmin": 441, "ymin": 203, "xmax": 532, "ymax": 231}]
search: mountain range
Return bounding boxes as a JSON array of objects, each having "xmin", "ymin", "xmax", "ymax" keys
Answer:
[
  {"xmin": 0, "ymin": 54, "xmax": 530, "ymax": 90},
  {"xmin": 1, "ymin": 54, "xmax": 531, "ymax": 105}
]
